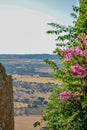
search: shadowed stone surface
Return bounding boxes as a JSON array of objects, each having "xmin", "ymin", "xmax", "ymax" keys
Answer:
[{"xmin": 0, "ymin": 63, "xmax": 14, "ymax": 130}]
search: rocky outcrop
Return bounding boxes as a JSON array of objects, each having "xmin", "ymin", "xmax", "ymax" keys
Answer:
[{"xmin": 0, "ymin": 63, "xmax": 14, "ymax": 130}]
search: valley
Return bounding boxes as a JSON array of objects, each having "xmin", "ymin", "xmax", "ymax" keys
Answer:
[{"xmin": 0, "ymin": 54, "xmax": 61, "ymax": 130}]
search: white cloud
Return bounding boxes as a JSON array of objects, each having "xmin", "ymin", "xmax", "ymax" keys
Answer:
[{"xmin": 0, "ymin": 5, "xmax": 59, "ymax": 54}]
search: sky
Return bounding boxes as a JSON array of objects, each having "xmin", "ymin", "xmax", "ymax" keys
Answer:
[{"xmin": 0, "ymin": 0, "xmax": 78, "ymax": 54}]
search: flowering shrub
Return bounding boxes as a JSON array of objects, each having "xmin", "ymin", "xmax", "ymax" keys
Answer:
[
  {"xmin": 39, "ymin": 34, "xmax": 87, "ymax": 130},
  {"xmin": 39, "ymin": 2, "xmax": 87, "ymax": 128},
  {"xmin": 34, "ymin": 2, "xmax": 87, "ymax": 128},
  {"xmin": 56, "ymin": 34, "xmax": 87, "ymax": 129}
]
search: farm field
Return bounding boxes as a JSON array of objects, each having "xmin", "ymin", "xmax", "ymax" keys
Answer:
[
  {"xmin": 15, "ymin": 115, "xmax": 46, "ymax": 130},
  {"xmin": 12, "ymin": 74, "xmax": 61, "ymax": 84}
]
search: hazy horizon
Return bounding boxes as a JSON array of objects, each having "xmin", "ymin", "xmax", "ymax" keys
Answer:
[{"xmin": 0, "ymin": 0, "xmax": 78, "ymax": 54}]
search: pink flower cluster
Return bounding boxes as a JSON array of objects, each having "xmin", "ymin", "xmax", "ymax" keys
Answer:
[
  {"xmin": 84, "ymin": 40, "xmax": 87, "ymax": 44},
  {"xmin": 59, "ymin": 91, "xmax": 80, "ymax": 105},
  {"xmin": 59, "ymin": 91, "xmax": 72, "ymax": 101},
  {"xmin": 63, "ymin": 35, "xmax": 87, "ymax": 76},
  {"xmin": 63, "ymin": 34, "xmax": 87, "ymax": 62},
  {"xmin": 64, "ymin": 48, "xmax": 87, "ymax": 61},
  {"xmin": 72, "ymin": 64, "xmax": 86, "ymax": 76},
  {"xmin": 64, "ymin": 49, "xmax": 73, "ymax": 61}
]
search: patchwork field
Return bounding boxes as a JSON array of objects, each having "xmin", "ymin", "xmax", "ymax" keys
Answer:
[{"xmin": 13, "ymin": 75, "xmax": 61, "ymax": 129}]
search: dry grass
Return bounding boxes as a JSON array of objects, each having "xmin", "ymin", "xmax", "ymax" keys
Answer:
[
  {"xmin": 15, "ymin": 115, "xmax": 46, "ymax": 130},
  {"xmin": 12, "ymin": 74, "xmax": 61, "ymax": 84}
]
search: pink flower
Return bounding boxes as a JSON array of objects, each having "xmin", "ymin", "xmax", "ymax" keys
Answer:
[
  {"xmin": 83, "ymin": 40, "xmax": 87, "ymax": 45},
  {"xmin": 72, "ymin": 64, "xmax": 86, "ymax": 76},
  {"xmin": 73, "ymin": 91, "xmax": 80, "ymax": 96},
  {"xmin": 75, "ymin": 49, "xmax": 87, "ymax": 55},
  {"xmin": 59, "ymin": 91, "xmax": 72, "ymax": 101},
  {"xmin": 64, "ymin": 49, "xmax": 73, "ymax": 61},
  {"xmin": 59, "ymin": 91, "xmax": 81, "ymax": 106},
  {"xmin": 84, "ymin": 34, "xmax": 87, "ymax": 39}
]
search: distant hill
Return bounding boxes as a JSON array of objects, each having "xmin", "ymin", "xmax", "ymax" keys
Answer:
[
  {"xmin": 0, "ymin": 54, "xmax": 59, "ymax": 60},
  {"xmin": 0, "ymin": 54, "xmax": 61, "ymax": 77}
]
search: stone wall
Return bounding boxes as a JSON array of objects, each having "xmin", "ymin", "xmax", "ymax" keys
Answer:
[{"xmin": 0, "ymin": 63, "xmax": 14, "ymax": 130}]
